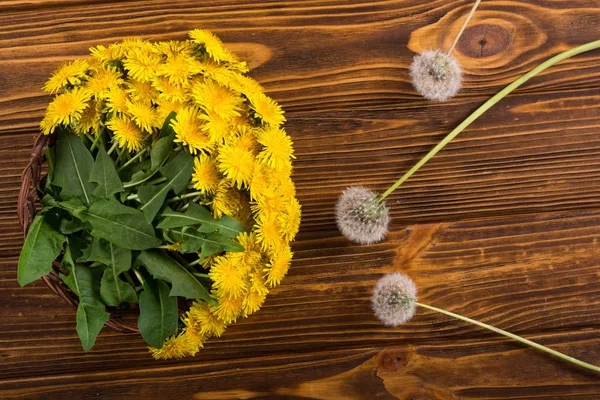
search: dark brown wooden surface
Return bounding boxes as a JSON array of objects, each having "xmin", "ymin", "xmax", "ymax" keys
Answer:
[{"xmin": 2, "ymin": 1, "xmax": 600, "ymax": 399}]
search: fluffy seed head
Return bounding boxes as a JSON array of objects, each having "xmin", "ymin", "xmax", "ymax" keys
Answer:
[
  {"xmin": 372, "ymin": 273, "xmax": 417, "ymax": 327},
  {"xmin": 335, "ymin": 186, "xmax": 390, "ymax": 245},
  {"xmin": 410, "ymin": 50, "xmax": 462, "ymax": 102}
]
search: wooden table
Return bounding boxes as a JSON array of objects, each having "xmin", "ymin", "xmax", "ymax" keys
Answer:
[{"xmin": 2, "ymin": 1, "xmax": 600, "ymax": 398}]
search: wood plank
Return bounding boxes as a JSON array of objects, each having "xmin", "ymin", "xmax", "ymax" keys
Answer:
[
  {"xmin": 1, "ymin": 1, "xmax": 600, "ymax": 132},
  {"xmin": 2, "ymin": 208, "xmax": 600, "ymax": 384},
  {"xmin": 1, "ymin": 332, "xmax": 600, "ymax": 399},
  {"xmin": 4, "ymin": 87, "xmax": 600, "ymax": 255}
]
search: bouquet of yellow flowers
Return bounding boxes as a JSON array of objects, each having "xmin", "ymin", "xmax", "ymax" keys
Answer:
[{"xmin": 17, "ymin": 29, "xmax": 300, "ymax": 359}]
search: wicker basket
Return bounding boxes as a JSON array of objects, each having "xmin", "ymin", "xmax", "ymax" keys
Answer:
[{"xmin": 18, "ymin": 132, "xmax": 139, "ymax": 333}]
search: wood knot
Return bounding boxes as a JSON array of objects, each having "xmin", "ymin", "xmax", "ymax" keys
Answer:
[
  {"xmin": 457, "ymin": 24, "xmax": 511, "ymax": 58},
  {"xmin": 379, "ymin": 348, "xmax": 410, "ymax": 372}
]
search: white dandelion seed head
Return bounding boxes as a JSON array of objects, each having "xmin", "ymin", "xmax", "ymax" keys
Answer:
[
  {"xmin": 410, "ymin": 50, "xmax": 462, "ymax": 102},
  {"xmin": 335, "ymin": 186, "xmax": 390, "ymax": 245},
  {"xmin": 372, "ymin": 273, "xmax": 418, "ymax": 327}
]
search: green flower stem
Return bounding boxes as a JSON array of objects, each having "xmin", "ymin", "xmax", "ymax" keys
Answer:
[
  {"xmin": 193, "ymin": 272, "xmax": 209, "ymax": 279},
  {"xmin": 89, "ymin": 128, "xmax": 105, "ymax": 152},
  {"xmin": 416, "ymin": 302, "xmax": 600, "ymax": 373},
  {"xmin": 167, "ymin": 191, "xmax": 203, "ymax": 204},
  {"xmin": 114, "ymin": 146, "xmax": 127, "ymax": 165},
  {"xmin": 147, "ymin": 176, "xmax": 167, "ymax": 185},
  {"xmin": 132, "ymin": 268, "xmax": 145, "ymax": 286},
  {"xmin": 126, "ymin": 193, "xmax": 139, "ymax": 201},
  {"xmin": 188, "ymin": 258, "xmax": 202, "ymax": 267},
  {"xmin": 106, "ymin": 141, "xmax": 119, "ymax": 156},
  {"xmin": 378, "ymin": 39, "xmax": 600, "ymax": 203},
  {"xmin": 123, "ymin": 271, "xmax": 137, "ymax": 289},
  {"xmin": 117, "ymin": 149, "xmax": 147, "ymax": 172}
]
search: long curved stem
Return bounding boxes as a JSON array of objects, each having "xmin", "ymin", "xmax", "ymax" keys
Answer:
[
  {"xmin": 448, "ymin": 0, "xmax": 482, "ymax": 55},
  {"xmin": 416, "ymin": 302, "xmax": 600, "ymax": 373},
  {"xmin": 378, "ymin": 39, "xmax": 600, "ymax": 202}
]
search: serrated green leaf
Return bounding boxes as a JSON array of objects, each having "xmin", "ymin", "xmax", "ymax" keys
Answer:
[
  {"xmin": 157, "ymin": 203, "xmax": 245, "ymax": 237},
  {"xmin": 80, "ymin": 199, "xmax": 161, "ymax": 250},
  {"xmin": 18, "ymin": 213, "xmax": 65, "ymax": 286},
  {"xmin": 100, "ymin": 269, "xmax": 137, "ymax": 306},
  {"xmin": 54, "ymin": 129, "xmax": 96, "ymax": 205},
  {"xmin": 159, "ymin": 151, "xmax": 194, "ymax": 194},
  {"xmin": 123, "ymin": 169, "xmax": 159, "ymax": 189},
  {"xmin": 158, "ymin": 111, "xmax": 177, "ymax": 139},
  {"xmin": 151, "ymin": 112, "xmax": 176, "ymax": 170},
  {"xmin": 59, "ymin": 216, "xmax": 86, "ymax": 234},
  {"xmin": 165, "ymin": 227, "xmax": 244, "ymax": 254},
  {"xmin": 89, "ymin": 146, "xmax": 124, "ymax": 199},
  {"xmin": 138, "ymin": 274, "xmax": 178, "ymax": 348},
  {"xmin": 61, "ymin": 240, "xmax": 110, "ymax": 353},
  {"xmin": 138, "ymin": 183, "xmax": 169, "ymax": 223},
  {"xmin": 137, "ymin": 250, "xmax": 216, "ymax": 305},
  {"xmin": 138, "ymin": 151, "xmax": 194, "ymax": 222},
  {"xmin": 60, "ymin": 240, "xmax": 104, "ymax": 305},
  {"xmin": 76, "ymin": 303, "xmax": 110, "ymax": 352}
]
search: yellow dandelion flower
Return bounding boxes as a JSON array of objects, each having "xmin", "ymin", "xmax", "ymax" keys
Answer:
[
  {"xmin": 278, "ymin": 197, "xmax": 301, "ymax": 242},
  {"xmin": 217, "ymin": 145, "xmax": 254, "ymax": 189},
  {"xmin": 107, "ymin": 115, "xmax": 145, "ymax": 151},
  {"xmin": 213, "ymin": 292, "xmax": 244, "ymax": 324},
  {"xmin": 152, "ymin": 76, "xmax": 189, "ymax": 103},
  {"xmin": 154, "ymin": 40, "xmax": 195, "ymax": 58},
  {"xmin": 249, "ymin": 162, "xmax": 269, "ymax": 201},
  {"xmin": 186, "ymin": 301, "xmax": 227, "ymax": 338},
  {"xmin": 232, "ymin": 74, "xmax": 263, "ymax": 97},
  {"xmin": 40, "ymin": 114, "xmax": 56, "ymax": 135},
  {"xmin": 264, "ymin": 245, "xmax": 292, "ymax": 287},
  {"xmin": 155, "ymin": 99, "xmax": 185, "ymax": 125},
  {"xmin": 211, "ymin": 181, "xmax": 237, "ymax": 218},
  {"xmin": 243, "ymin": 272, "xmax": 269, "ymax": 317},
  {"xmin": 75, "ymin": 99, "xmax": 103, "ymax": 136},
  {"xmin": 255, "ymin": 213, "xmax": 283, "ymax": 251},
  {"xmin": 233, "ymin": 126, "xmax": 260, "ymax": 155},
  {"xmin": 248, "ymin": 92, "xmax": 285, "ymax": 126},
  {"xmin": 166, "ymin": 242, "xmax": 183, "ymax": 252},
  {"xmin": 192, "ymin": 79, "xmax": 242, "ymax": 121},
  {"xmin": 126, "ymin": 80, "xmax": 158, "ymax": 104},
  {"xmin": 42, "ymin": 59, "xmax": 90, "ymax": 94},
  {"xmin": 85, "ymin": 68, "xmax": 123, "ymax": 98},
  {"xmin": 202, "ymin": 64, "xmax": 241, "ymax": 89},
  {"xmin": 45, "ymin": 87, "xmax": 91, "ymax": 127},
  {"xmin": 157, "ymin": 54, "xmax": 202, "ymax": 87},
  {"xmin": 230, "ymin": 233, "xmax": 262, "ymax": 276},
  {"xmin": 252, "ymin": 187, "xmax": 286, "ymax": 216},
  {"xmin": 232, "ymin": 194, "xmax": 254, "ymax": 231},
  {"xmin": 209, "ymin": 255, "xmax": 248, "ymax": 298},
  {"xmin": 149, "ymin": 334, "xmax": 198, "ymax": 360},
  {"xmin": 90, "ymin": 43, "xmax": 125, "ymax": 63},
  {"xmin": 189, "ymin": 29, "xmax": 235, "ymax": 63},
  {"xmin": 171, "ymin": 106, "xmax": 211, "ymax": 154},
  {"xmin": 122, "ymin": 45, "xmax": 161, "ymax": 82},
  {"xmin": 120, "ymin": 37, "xmax": 148, "ymax": 51},
  {"xmin": 126, "ymin": 100, "xmax": 158, "ymax": 133},
  {"xmin": 256, "ymin": 126, "xmax": 295, "ymax": 171},
  {"xmin": 200, "ymin": 111, "xmax": 232, "ymax": 145},
  {"xmin": 192, "ymin": 154, "xmax": 220, "ymax": 194},
  {"xmin": 106, "ymin": 86, "xmax": 129, "ymax": 114}
]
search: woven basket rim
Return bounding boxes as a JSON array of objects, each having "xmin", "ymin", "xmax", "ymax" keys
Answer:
[{"xmin": 19, "ymin": 132, "xmax": 139, "ymax": 333}]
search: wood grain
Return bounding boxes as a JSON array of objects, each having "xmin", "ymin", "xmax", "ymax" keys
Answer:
[
  {"xmin": 4, "ymin": 87, "xmax": 600, "ymax": 255},
  {"xmin": 2, "ymin": 0, "xmax": 600, "ymax": 399},
  {"xmin": 3, "ymin": 208, "xmax": 600, "ymax": 391},
  {"xmin": 1, "ymin": 1, "xmax": 600, "ymax": 132}
]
